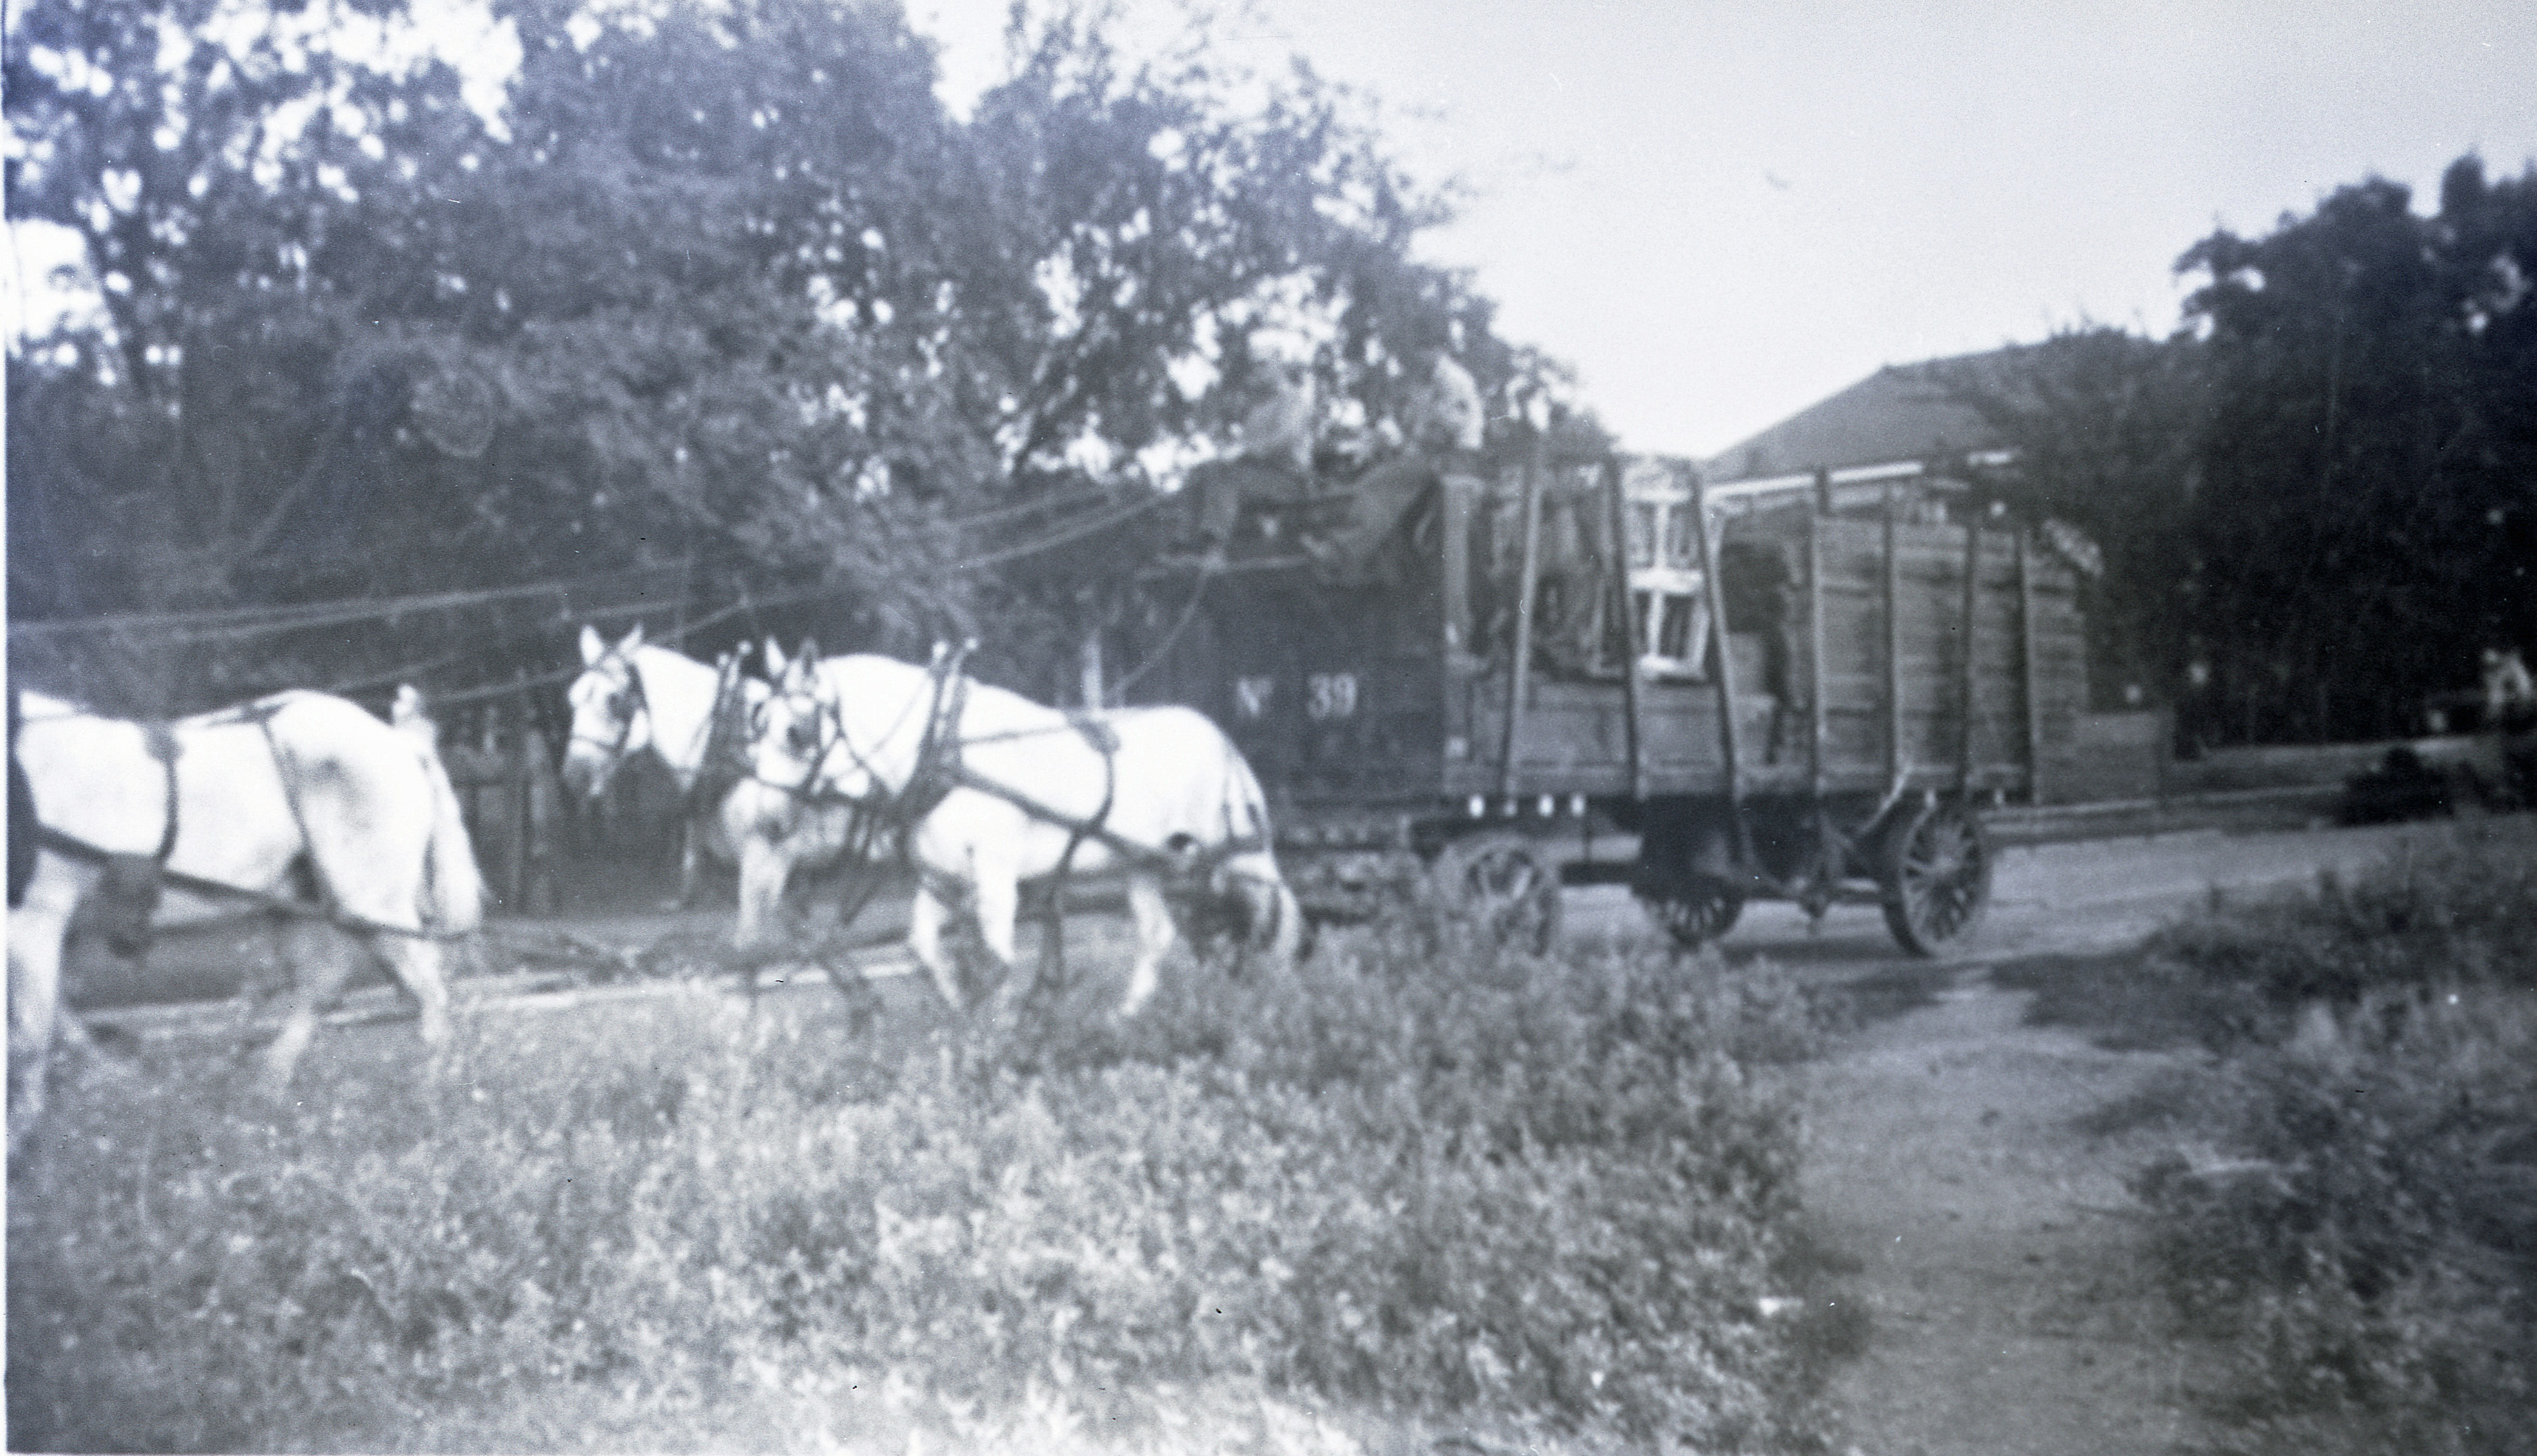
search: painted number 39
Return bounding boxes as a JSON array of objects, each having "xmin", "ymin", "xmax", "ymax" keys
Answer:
[{"xmin": 1306, "ymin": 672, "xmax": 1358, "ymax": 721}]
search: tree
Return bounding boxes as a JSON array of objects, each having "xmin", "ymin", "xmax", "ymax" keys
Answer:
[
  {"xmin": 5, "ymin": 0, "xmax": 503, "ymax": 616},
  {"xmin": 1933, "ymin": 328, "xmax": 2211, "ymax": 713},
  {"xmin": 7, "ymin": 0, "xmax": 1573, "ymax": 710},
  {"xmin": 2176, "ymin": 156, "xmax": 2537, "ymax": 743}
]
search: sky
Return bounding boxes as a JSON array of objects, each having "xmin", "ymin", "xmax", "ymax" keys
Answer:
[
  {"xmin": 919, "ymin": 0, "xmax": 2537, "ymax": 459},
  {"xmin": 10, "ymin": 1, "xmax": 2534, "ymax": 462}
]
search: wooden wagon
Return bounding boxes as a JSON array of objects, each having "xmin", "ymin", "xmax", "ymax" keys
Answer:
[{"xmin": 1128, "ymin": 445, "xmax": 2088, "ymax": 954}]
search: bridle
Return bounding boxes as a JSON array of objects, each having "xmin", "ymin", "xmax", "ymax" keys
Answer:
[
  {"xmin": 761, "ymin": 647, "xmax": 971, "ymax": 818},
  {"xmin": 569, "ymin": 652, "xmax": 649, "ymax": 771}
]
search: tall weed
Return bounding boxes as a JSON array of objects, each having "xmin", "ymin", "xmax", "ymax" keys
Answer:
[
  {"xmin": 2120, "ymin": 832, "xmax": 2537, "ymax": 1456},
  {"xmin": 2130, "ymin": 830, "xmax": 2537, "ymax": 1054},
  {"xmin": 8, "ymin": 928, "xmax": 1827, "ymax": 1453}
]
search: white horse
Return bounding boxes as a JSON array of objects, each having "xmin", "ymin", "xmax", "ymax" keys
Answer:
[
  {"xmin": 561, "ymin": 624, "xmax": 773, "ymax": 905},
  {"xmin": 741, "ymin": 646, "xmax": 1301, "ymax": 1017},
  {"xmin": 8, "ymin": 688, "xmax": 483, "ymax": 1148}
]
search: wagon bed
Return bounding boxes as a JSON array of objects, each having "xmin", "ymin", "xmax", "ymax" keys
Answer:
[{"xmin": 1129, "ymin": 447, "xmax": 2089, "ymax": 954}]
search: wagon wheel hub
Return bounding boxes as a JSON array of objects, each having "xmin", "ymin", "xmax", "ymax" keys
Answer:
[
  {"xmin": 1644, "ymin": 880, "xmax": 1745, "ymax": 949},
  {"xmin": 1879, "ymin": 802, "xmax": 1994, "ymax": 956},
  {"xmin": 1433, "ymin": 833, "xmax": 1563, "ymax": 953}
]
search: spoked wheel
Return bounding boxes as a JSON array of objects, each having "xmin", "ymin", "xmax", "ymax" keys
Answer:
[
  {"xmin": 1642, "ymin": 880, "xmax": 1745, "ymax": 949},
  {"xmin": 1879, "ymin": 800, "xmax": 1994, "ymax": 955},
  {"xmin": 1432, "ymin": 832, "xmax": 1563, "ymax": 953}
]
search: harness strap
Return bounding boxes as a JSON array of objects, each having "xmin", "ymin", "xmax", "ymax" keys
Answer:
[
  {"xmin": 1048, "ymin": 715, "xmax": 1118, "ymax": 880},
  {"xmin": 30, "ymin": 820, "xmax": 465, "ymax": 941},
  {"xmin": 143, "ymin": 721, "xmax": 181, "ymax": 862},
  {"xmin": 687, "ymin": 653, "xmax": 751, "ymax": 818},
  {"xmin": 896, "ymin": 645, "xmax": 974, "ymax": 824},
  {"xmin": 940, "ymin": 760, "xmax": 1177, "ymax": 874},
  {"xmin": 255, "ymin": 712, "xmax": 348, "ymax": 926}
]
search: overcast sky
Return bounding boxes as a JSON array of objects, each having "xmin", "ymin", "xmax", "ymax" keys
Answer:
[{"xmin": 924, "ymin": 0, "xmax": 2537, "ymax": 459}]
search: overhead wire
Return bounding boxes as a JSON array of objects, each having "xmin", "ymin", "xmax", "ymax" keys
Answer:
[{"xmin": 7, "ymin": 479, "xmax": 1187, "ymax": 707}]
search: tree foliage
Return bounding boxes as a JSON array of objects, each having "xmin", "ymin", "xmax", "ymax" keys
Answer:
[
  {"xmin": 1937, "ymin": 327, "xmax": 2211, "ymax": 711},
  {"xmin": 1940, "ymin": 158, "xmax": 2535, "ymax": 745},
  {"xmin": 6, "ymin": 0, "xmax": 1557, "ymax": 706},
  {"xmin": 2175, "ymin": 157, "xmax": 2537, "ymax": 744}
]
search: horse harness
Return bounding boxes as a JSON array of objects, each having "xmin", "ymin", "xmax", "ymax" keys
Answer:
[
  {"xmin": 789, "ymin": 651, "xmax": 1271, "ymax": 920},
  {"xmin": 570, "ymin": 650, "xmax": 650, "ymax": 773},
  {"xmin": 576, "ymin": 647, "xmax": 756, "ymax": 829},
  {"xmin": 22, "ymin": 696, "xmax": 465, "ymax": 946}
]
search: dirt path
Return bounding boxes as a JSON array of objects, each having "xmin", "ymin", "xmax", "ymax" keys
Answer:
[
  {"xmin": 1672, "ymin": 818, "xmax": 2494, "ymax": 1456},
  {"xmin": 1799, "ymin": 969, "xmax": 2207, "ymax": 1456}
]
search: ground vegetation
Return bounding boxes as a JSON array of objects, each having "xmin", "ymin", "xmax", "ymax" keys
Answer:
[
  {"xmin": 7, "ymin": 924, "xmax": 1837, "ymax": 1453},
  {"xmin": 2006, "ymin": 824, "xmax": 2537, "ymax": 1455}
]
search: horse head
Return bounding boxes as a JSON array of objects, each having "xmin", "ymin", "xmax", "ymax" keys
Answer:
[
  {"xmin": 750, "ymin": 639, "xmax": 890, "ymax": 805},
  {"xmin": 562, "ymin": 622, "xmax": 651, "ymax": 801}
]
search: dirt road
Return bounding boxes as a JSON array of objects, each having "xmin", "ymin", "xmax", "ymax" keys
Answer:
[{"xmin": 1643, "ymin": 818, "xmax": 2501, "ymax": 1456}]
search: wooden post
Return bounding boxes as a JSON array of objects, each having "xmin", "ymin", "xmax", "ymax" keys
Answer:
[
  {"xmin": 1079, "ymin": 626, "xmax": 1106, "ymax": 709},
  {"xmin": 1693, "ymin": 472, "xmax": 1744, "ymax": 813},
  {"xmin": 1441, "ymin": 473, "xmax": 1474, "ymax": 664},
  {"xmin": 2017, "ymin": 530, "xmax": 2045, "ymax": 805},
  {"xmin": 1499, "ymin": 440, "xmax": 1546, "ymax": 798},
  {"xmin": 1806, "ymin": 504, "xmax": 1826, "ymax": 799},
  {"xmin": 1603, "ymin": 456, "xmax": 1647, "ymax": 799},
  {"xmin": 1883, "ymin": 488, "xmax": 1906, "ymax": 785},
  {"xmin": 1955, "ymin": 525, "xmax": 1983, "ymax": 794}
]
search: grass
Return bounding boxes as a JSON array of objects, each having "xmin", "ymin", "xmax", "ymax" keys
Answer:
[
  {"xmin": 1994, "ymin": 823, "xmax": 2537, "ymax": 1456},
  {"xmin": 8, "ymin": 917, "xmax": 1838, "ymax": 1454}
]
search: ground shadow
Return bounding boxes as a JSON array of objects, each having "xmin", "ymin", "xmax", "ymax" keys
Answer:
[{"xmin": 1796, "ymin": 958, "xmax": 1961, "ymax": 1026}]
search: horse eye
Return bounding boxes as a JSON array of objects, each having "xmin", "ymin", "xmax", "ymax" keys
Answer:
[{"xmin": 787, "ymin": 718, "xmax": 817, "ymax": 752}]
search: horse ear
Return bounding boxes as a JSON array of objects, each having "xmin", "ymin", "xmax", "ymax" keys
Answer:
[
  {"xmin": 796, "ymin": 638, "xmax": 820, "ymax": 671},
  {"xmin": 619, "ymin": 623, "xmax": 645, "ymax": 655},
  {"xmin": 764, "ymin": 638, "xmax": 789, "ymax": 677},
  {"xmin": 579, "ymin": 624, "xmax": 605, "ymax": 665}
]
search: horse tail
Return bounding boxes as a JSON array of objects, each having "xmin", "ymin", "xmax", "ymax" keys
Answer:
[{"xmin": 417, "ymin": 740, "xmax": 485, "ymax": 936}]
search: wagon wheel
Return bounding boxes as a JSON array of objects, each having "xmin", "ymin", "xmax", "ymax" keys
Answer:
[
  {"xmin": 1643, "ymin": 880, "xmax": 1744, "ymax": 950},
  {"xmin": 1878, "ymin": 800, "xmax": 1994, "ymax": 955},
  {"xmin": 1432, "ymin": 832, "xmax": 1563, "ymax": 953}
]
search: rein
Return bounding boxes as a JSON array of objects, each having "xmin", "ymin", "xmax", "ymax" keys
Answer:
[
  {"xmin": 28, "ymin": 820, "xmax": 466, "ymax": 942},
  {"xmin": 23, "ymin": 695, "xmax": 468, "ymax": 943}
]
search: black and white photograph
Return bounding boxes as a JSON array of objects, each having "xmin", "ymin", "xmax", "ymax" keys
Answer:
[{"xmin": 7, "ymin": 1, "xmax": 2535, "ymax": 1450}]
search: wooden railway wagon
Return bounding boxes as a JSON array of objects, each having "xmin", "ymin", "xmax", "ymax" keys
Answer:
[{"xmin": 1128, "ymin": 448, "xmax": 2088, "ymax": 954}]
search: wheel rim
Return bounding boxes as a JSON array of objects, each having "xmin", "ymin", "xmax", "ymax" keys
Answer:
[
  {"xmin": 1449, "ymin": 840, "xmax": 1557, "ymax": 950},
  {"xmin": 1896, "ymin": 809, "xmax": 1988, "ymax": 944},
  {"xmin": 1651, "ymin": 886, "xmax": 1740, "ymax": 946}
]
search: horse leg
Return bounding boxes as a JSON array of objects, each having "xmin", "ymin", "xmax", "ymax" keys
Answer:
[
  {"xmin": 260, "ymin": 918, "xmax": 356, "ymax": 1098},
  {"xmin": 371, "ymin": 931, "xmax": 456, "ymax": 1051},
  {"xmin": 7, "ymin": 897, "xmax": 74, "ymax": 1151},
  {"xmin": 677, "ymin": 820, "xmax": 703, "ymax": 910},
  {"xmin": 906, "ymin": 883, "xmax": 966, "ymax": 1011},
  {"xmin": 734, "ymin": 835, "xmax": 789, "ymax": 948},
  {"xmin": 1037, "ymin": 886, "xmax": 1068, "ymax": 996},
  {"xmin": 1119, "ymin": 874, "xmax": 1179, "ymax": 1019},
  {"xmin": 971, "ymin": 857, "xmax": 1024, "ymax": 1006}
]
